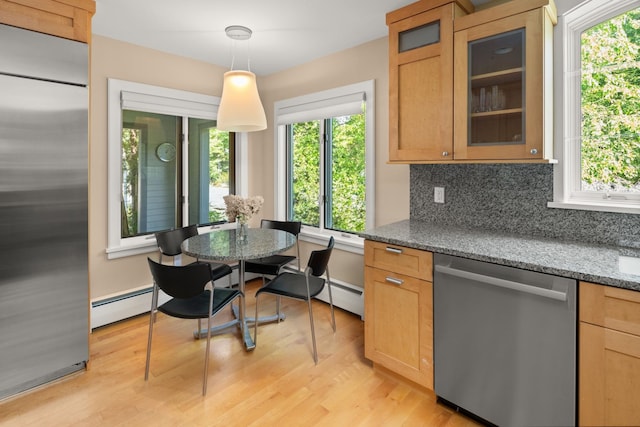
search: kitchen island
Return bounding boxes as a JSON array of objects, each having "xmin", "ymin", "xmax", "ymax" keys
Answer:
[{"xmin": 359, "ymin": 219, "xmax": 640, "ymax": 291}]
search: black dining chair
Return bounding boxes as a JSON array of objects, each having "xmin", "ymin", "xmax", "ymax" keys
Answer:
[
  {"xmin": 244, "ymin": 219, "xmax": 301, "ymax": 318},
  {"xmin": 145, "ymin": 258, "xmax": 243, "ymax": 396},
  {"xmin": 154, "ymin": 224, "xmax": 233, "ymax": 282},
  {"xmin": 253, "ymin": 236, "xmax": 335, "ymax": 364},
  {"xmin": 245, "ymin": 220, "xmax": 302, "ymax": 275},
  {"xmin": 154, "ymin": 225, "xmax": 234, "ymax": 325}
]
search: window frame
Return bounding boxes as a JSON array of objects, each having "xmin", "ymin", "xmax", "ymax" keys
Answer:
[
  {"xmin": 274, "ymin": 80, "xmax": 375, "ymax": 254},
  {"xmin": 550, "ymin": 0, "xmax": 640, "ymax": 214},
  {"xmin": 106, "ymin": 79, "xmax": 247, "ymax": 259}
]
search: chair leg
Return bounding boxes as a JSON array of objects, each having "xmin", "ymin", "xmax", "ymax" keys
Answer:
[
  {"xmin": 145, "ymin": 285, "xmax": 160, "ymax": 381},
  {"xmin": 203, "ymin": 311, "xmax": 213, "ymax": 396},
  {"xmin": 196, "ymin": 319, "xmax": 202, "ymax": 339},
  {"xmin": 230, "ymin": 269, "xmax": 237, "ymax": 316},
  {"xmin": 259, "ymin": 275, "xmax": 283, "ymax": 321},
  {"xmin": 253, "ymin": 295, "xmax": 260, "ymax": 346},
  {"xmin": 144, "ymin": 317, "xmax": 154, "ymax": 380},
  {"xmin": 151, "ymin": 285, "xmax": 159, "ymax": 324},
  {"xmin": 307, "ymin": 298, "xmax": 318, "ymax": 364},
  {"xmin": 327, "ymin": 280, "xmax": 336, "ymax": 332}
]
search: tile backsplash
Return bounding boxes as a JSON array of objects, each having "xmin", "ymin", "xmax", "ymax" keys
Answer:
[{"xmin": 410, "ymin": 164, "xmax": 639, "ymax": 246}]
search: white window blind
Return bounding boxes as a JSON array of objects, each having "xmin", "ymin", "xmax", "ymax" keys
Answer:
[
  {"xmin": 275, "ymin": 91, "xmax": 365, "ymax": 125},
  {"xmin": 121, "ymin": 90, "xmax": 218, "ymax": 120}
]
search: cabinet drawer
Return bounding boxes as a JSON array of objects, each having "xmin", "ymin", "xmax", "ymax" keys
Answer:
[
  {"xmin": 364, "ymin": 240, "xmax": 433, "ymax": 281},
  {"xmin": 580, "ymin": 281, "xmax": 640, "ymax": 336}
]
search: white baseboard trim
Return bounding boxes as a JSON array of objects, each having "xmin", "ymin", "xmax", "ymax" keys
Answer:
[
  {"xmin": 90, "ymin": 285, "xmax": 168, "ymax": 330},
  {"xmin": 91, "ymin": 269, "xmax": 364, "ymax": 329}
]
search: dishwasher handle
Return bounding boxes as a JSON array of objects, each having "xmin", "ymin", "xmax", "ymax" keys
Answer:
[{"xmin": 434, "ymin": 264, "xmax": 568, "ymax": 302}]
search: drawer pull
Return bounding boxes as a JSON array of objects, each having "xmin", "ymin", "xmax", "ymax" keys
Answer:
[
  {"xmin": 385, "ymin": 246, "xmax": 403, "ymax": 254},
  {"xmin": 385, "ymin": 277, "xmax": 404, "ymax": 286}
]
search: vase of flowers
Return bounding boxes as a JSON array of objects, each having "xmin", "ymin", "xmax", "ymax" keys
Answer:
[
  {"xmin": 237, "ymin": 221, "xmax": 249, "ymax": 242},
  {"xmin": 223, "ymin": 195, "xmax": 263, "ymax": 243}
]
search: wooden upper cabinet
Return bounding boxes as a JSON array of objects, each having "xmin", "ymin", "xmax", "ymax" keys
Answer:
[
  {"xmin": 453, "ymin": 0, "xmax": 556, "ymax": 161},
  {"xmin": 387, "ymin": 0, "xmax": 473, "ymax": 163},
  {"xmin": 0, "ymin": 0, "xmax": 96, "ymax": 43}
]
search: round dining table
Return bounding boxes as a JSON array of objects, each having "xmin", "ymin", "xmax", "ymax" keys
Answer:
[{"xmin": 182, "ymin": 227, "xmax": 296, "ymax": 350}]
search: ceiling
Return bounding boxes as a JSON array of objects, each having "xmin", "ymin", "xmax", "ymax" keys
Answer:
[{"xmin": 92, "ymin": 0, "xmax": 490, "ymax": 77}]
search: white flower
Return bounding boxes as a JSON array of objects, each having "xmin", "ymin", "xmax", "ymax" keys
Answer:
[{"xmin": 223, "ymin": 195, "xmax": 264, "ymax": 224}]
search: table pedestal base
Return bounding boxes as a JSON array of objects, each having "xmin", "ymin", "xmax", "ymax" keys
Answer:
[
  {"xmin": 192, "ymin": 304, "xmax": 286, "ymax": 348},
  {"xmin": 235, "ymin": 304, "xmax": 287, "ymax": 325},
  {"xmin": 192, "ymin": 318, "xmax": 239, "ymax": 339},
  {"xmin": 181, "ymin": 228, "xmax": 298, "ymax": 352}
]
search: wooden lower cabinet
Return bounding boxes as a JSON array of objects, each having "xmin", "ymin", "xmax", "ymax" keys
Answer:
[
  {"xmin": 579, "ymin": 281, "xmax": 640, "ymax": 426},
  {"xmin": 364, "ymin": 240, "xmax": 433, "ymax": 389}
]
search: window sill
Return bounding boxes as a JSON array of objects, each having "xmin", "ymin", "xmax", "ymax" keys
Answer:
[
  {"xmin": 106, "ymin": 240, "xmax": 158, "ymax": 259},
  {"xmin": 106, "ymin": 223, "xmax": 235, "ymax": 260},
  {"xmin": 299, "ymin": 228, "xmax": 364, "ymax": 255},
  {"xmin": 547, "ymin": 200, "xmax": 640, "ymax": 215}
]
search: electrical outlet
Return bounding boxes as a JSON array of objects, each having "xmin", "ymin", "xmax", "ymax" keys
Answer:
[{"xmin": 434, "ymin": 187, "xmax": 445, "ymax": 204}]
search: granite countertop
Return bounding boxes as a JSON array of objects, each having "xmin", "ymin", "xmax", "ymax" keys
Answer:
[{"xmin": 360, "ymin": 219, "xmax": 640, "ymax": 292}]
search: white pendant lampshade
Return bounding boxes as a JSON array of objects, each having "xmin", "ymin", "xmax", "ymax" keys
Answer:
[
  {"xmin": 216, "ymin": 25, "xmax": 267, "ymax": 132},
  {"xmin": 217, "ymin": 69, "xmax": 267, "ymax": 132}
]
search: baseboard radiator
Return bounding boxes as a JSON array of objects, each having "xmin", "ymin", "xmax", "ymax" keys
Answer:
[
  {"xmin": 91, "ymin": 286, "xmax": 166, "ymax": 330},
  {"xmin": 91, "ymin": 268, "xmax": 364, "ymax": 330},
  {"xmin": 314, "ymin": 277, "xmax": 364, "ymax": 319}
]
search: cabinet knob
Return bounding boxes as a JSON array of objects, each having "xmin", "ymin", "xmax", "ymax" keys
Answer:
[
  {"xmin": 442, "ymin": 151, "xmax": 449, "ymax": 157},
  {"xmin": 530, "ymin": 148, "xmax": 538, "ymax": 155}
]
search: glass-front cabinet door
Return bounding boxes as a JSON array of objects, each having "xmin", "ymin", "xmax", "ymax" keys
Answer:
[
  {"xmin": 468, "ymin": 29, "xmax": 524, "ymax": 146},
  {"xmin": 454, "ymin": 9, "xmax": 553, "ymax": 160}
]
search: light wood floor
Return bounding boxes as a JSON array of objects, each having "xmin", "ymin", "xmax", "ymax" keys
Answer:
[{"xmin": 0, "ymin": 280, "xmax": 481, "ymax": 426}]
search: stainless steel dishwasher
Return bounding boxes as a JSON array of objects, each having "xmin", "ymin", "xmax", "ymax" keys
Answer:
[{"xmin": 433, "ymin": 254, "xmax": 576, "ymax": 427}]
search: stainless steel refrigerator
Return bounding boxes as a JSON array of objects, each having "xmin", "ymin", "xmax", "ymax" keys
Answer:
[{"xmin": 0, "ymin": 23, "xmax": 89, "ymax": 400}]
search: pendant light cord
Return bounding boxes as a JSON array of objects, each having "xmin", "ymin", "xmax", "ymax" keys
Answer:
[
  {"xmin": 228, "ymin": 37, "xmax": 252, "ymax": 72},
  {"xmin": 229, "ymin": 39, "xmax": 236, "ymax": 71},
  {"xmin": 247, "ymin": 38, "xmax": 251, "ymax": 72}
]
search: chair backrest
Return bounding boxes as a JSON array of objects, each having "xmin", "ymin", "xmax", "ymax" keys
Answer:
[
  {"xmin": 306, "ymin": 236, "xmax": 334, "ymax": 278},
  {"xmin": 260, "ymin": 219, "xmax": 301, "ymax": 236},
  {"xmin": 147, "ymin": 258, "xmax": 212, "ymax": 299},
  {"xmin": 155, "ymin": 225, "xmax": 198, "ymax": 257},
  {"xmin": 262, "ymin": 219, "xmax": 302, "ymax": 269}
]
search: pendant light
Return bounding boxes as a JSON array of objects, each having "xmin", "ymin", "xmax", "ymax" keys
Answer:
[{"xmin": 217, "ymin": 25, "xmax": 267, "ymax": 132}]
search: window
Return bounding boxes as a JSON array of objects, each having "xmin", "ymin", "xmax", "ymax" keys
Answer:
[
  {"xmin": 274, "ymin": 80, "xmax": 375, "ymax": 253},
  {"xmin": 107, "ymin": 79, "xmax": 241, "ymax": 258},
  {"xmin": 551, "ymin": 0, "xmax": 640, "ymax": 214}
]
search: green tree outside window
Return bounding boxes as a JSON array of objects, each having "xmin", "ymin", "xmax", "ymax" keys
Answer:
[{"xmin": 581, "ymin": 8, "xmax": 640, "ymax": 193}]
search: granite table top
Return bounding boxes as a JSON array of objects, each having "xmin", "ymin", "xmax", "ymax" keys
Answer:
[
  {"xmin": 359, "ymin": 219, "xmax": 640, "ymax": 292},
  {"xmin": 182, "ymin": 228, "xmax": 295, "ymax": 262}
]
